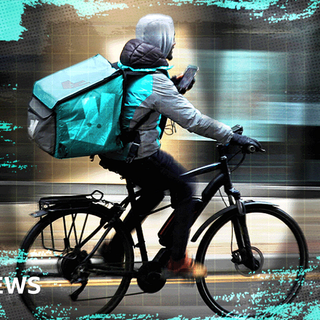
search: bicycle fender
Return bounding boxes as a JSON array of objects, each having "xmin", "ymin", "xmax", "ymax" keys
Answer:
[{"xmin": 191, "ymin": 200, "xmax": 279, "ymax": 242}]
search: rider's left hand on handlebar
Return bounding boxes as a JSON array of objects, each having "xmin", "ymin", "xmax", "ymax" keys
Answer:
[{"xmin": 230, "ymin": 133, "xmax": 265, "ymax": 153}]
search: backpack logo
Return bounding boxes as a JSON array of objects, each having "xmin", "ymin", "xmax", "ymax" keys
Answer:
[
  {"xmin": 28, "ymin": 119, "xmax": 39, "ymax": 138},
  {"xmin": 61, "ymin": 80, "xmax": 90, "ymax": 89}
]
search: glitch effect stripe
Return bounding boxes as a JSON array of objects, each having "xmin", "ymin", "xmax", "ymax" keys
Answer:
[
  {"xmin": 0, "ymin": 0, "xmax": 319, "ymax": 41},
  {"xmin": 0, "ymin": 122, "xmax": 36, "ymax": 172}
]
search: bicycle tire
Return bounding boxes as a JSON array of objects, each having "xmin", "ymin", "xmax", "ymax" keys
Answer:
[
  {"xmin": 196, "ymin": 203, "xmax": 308, "ymax": 318},
  {"xmin": 17, "ymin": 206, "xmax": 134, "ymax": 320}
]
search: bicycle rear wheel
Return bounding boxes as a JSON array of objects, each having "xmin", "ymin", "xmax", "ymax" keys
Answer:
[
  {"xmin": 17, "ymin": 206, "xmax": 134, "ymax": 319},
  {"xmin": 196, "ymin": 203, "xmax": 308, "ymax": 318}
]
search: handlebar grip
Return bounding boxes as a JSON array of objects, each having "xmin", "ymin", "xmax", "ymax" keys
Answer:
[
  {"xmin": 247, "ymin": 145, "xmax": 256, "ymax": 153},
  {"xmin": 246, "ymin": 145, "xmax": 266, "ymax": 153}
]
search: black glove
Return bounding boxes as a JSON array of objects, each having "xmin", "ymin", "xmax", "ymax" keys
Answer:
[{"xmin": 230, "ymin": 133, "xmax": 264, "ymax": 153}]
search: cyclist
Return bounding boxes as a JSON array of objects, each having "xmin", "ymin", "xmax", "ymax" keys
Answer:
[{"xmin": 99, "ymin": 13, "xmax": 262, "ymax": 278}]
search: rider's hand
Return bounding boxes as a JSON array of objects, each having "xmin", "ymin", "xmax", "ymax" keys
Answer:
[
  {"xmin": 230, "ymin": 133, "xmax": 265, "ymax": 153},
  {"xmin": 171, "ymin": 74, "xmax": 195, "ymax": 95}
]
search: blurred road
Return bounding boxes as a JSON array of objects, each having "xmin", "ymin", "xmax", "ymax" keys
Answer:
[
  {"xmin": 1, "ymin": 184, "xmax": 320, "ymax": 319},
  {"xmin": 1, "ymin": 182, "xmax": 320, "ymax": 256}
]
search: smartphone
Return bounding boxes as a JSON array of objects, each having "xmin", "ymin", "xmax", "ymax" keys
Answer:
[
  {"xmin": 231, "ymin": 124, "xmax": 243, "ymax": 135},
  {"xmin": 177, "ymin": 65, "xmax": 199, "ymax": 93}
]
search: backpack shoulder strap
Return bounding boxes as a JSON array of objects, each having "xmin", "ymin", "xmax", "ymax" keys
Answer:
[
  {"xmin": 118, "ymin": 66, "xmax": 169, "ymax": 163},
  {"xmin": 120, "ymin": 110, "xmax": 154, "ymax": 164},
  {"xmin": 117, "ymin": 68, "xmax": 155, "ymax": 163}
]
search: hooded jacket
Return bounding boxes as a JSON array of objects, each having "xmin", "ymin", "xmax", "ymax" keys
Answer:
[
  {"xmin": 104, "ymin": 38, "xmax": 233, "ymax": 161},
  {"xmin": 105, "ymin": 15, "xmax": 233, "ymax": 161}
]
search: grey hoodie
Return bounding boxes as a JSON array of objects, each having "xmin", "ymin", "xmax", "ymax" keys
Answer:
[{"xmin": 136, "ymin": 14, "xmax": 175, "ymax": 59}]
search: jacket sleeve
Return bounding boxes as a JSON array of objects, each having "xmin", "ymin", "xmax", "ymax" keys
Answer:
[{"xmin": 151, "ymin": 73, "xmax": 233, "ymax": 145}]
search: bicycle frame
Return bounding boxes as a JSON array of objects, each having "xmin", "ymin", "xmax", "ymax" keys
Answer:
[{"xmin": 30, "ymin": 144, "xmax": 262, "ymax": 275}]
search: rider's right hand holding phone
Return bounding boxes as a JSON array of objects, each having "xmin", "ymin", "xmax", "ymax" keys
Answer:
[{"xmin": 172, "ymin": 65, "xmax": 198, "ymax": 94}]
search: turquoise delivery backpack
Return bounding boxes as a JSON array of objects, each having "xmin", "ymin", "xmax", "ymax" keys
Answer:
[{"xmin": 27, "ymin": 54, "xmax": 125, "ymax": 159}]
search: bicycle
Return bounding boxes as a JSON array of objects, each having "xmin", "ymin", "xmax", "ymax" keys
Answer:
[{"xmin": 17, "ymin": 126, "xmax": 308, "ymax": 319}]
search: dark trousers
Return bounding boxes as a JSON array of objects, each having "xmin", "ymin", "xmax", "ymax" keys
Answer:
[{"xmin": 99, "ymin": 150, "xmax": 196, "ymax": 261}]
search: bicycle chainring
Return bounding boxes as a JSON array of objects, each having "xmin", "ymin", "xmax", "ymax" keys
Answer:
[{"xmin": 137, "ymin": 261, "xmax": 166, "ymax": 293}]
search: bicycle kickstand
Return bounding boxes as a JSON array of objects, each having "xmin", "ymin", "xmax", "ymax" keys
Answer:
[{"xmin": 70, "ymin": 279, "xmax": 88, "ymax": 301}]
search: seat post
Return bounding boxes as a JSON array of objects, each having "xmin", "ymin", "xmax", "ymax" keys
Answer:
[
  {"xmin": 125, "ymin": 179, "xmax": 149, "ymax": 263},
  {"xmin": 126, "ymin": 179, "xmax": 137, "ymax": 206},
  {"xmin": 135, "ymin": 223, "xmax": 149, "ymax": 264}
]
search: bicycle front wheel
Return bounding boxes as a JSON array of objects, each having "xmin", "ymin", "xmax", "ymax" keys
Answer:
[
  {"xmin": 196, "ymin": 203, "xmax": 308, "ymax": 318},
  {"xmin": 17, "ymin": 206, "xmax": 134, "ymax": 320}
]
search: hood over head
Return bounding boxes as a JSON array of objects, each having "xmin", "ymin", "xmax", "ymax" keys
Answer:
[{"xmin": 136, "ymin": 14, "xmax": 175, "ymax": 59}]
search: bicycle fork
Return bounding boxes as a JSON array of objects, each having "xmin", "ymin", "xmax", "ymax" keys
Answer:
[
  {"xmin": 221, "ymin": 155, "xmax": 261, "ymax": 273},
  {"xmin": 231, "ymin": 206, "xmax": 261, "ymax": 273}
]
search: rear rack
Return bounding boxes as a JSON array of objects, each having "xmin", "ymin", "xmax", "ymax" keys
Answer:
[
  {"xmin": 31, "ymin": 190, "xmax": 107, "ymax": 218},
  {"xmin": 28, "ymin": 190, "xmax": 124, "ymax": 254}
]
